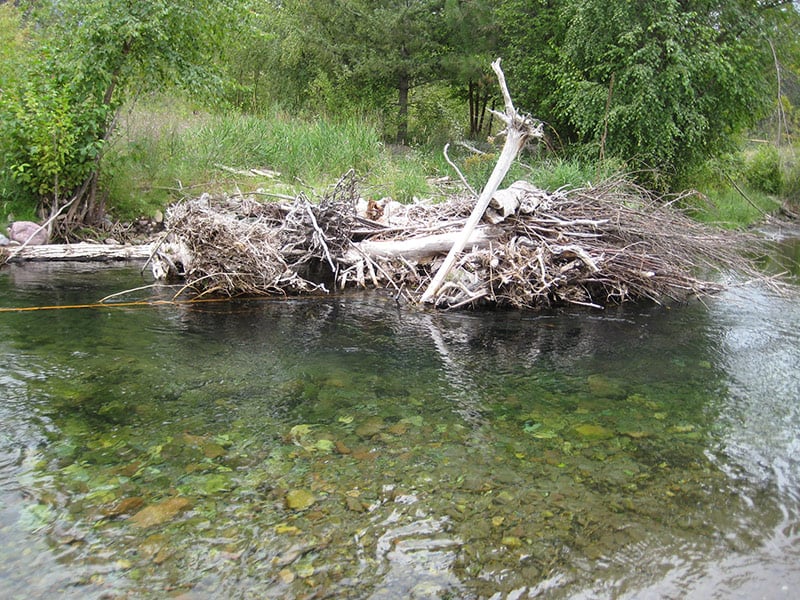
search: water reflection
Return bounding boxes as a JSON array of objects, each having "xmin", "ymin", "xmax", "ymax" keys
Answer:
[{"xmin": 0, "ymin": 245, "xmax": 799, "ymax": 598}]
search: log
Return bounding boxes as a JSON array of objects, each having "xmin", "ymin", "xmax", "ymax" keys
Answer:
[
  {"xmin": 2, "ymin": 242, "xmax": 154, "ymax": 263},
  {"xmin": 347, "ymin": 226, "xmax": 499, "ymax": 262}
]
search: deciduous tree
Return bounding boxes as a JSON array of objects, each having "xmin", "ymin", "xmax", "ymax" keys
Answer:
[
  {"xmin": 271, "ymin": 0, "xmax": 448, "ymax": 144},
  {"xmin": 0, "ymin": 0, "xmax": 238, "ymax": 228},
  {"xmin": 498, "ymin": 0, "xmax": 794, "ymax": 187}
]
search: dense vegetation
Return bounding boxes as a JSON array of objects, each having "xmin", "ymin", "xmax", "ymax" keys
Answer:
[{"xmin": 1, "ymin": 0, "xmax": 799, "ymax": 234}]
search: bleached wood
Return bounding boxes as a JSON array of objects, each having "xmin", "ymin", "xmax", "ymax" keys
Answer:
[
  {"xmin": 3, "ymin": 242, "xmax": 154, "ymax": 263},
  {"xmin": 346, "ymin": 226, "xmax": 497, "ymax": 263},
  {"xmin": 419, "ymin": 59, "xmax": 543, "ymax": 304}
]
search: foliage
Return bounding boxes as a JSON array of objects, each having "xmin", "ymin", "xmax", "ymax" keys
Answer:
[
  {"xmin": 0, "ymin": 0, "xmax": 242, "ymax": 226},
  {"xmin": 0, "ymin": 46, "xmax": 110, "ymax": 201},
  {"xmin": 680, "ymin": 151, "xmax": 783, "ymax": 226},
  {"xmin": 4, "ymin": 0, "xmax": 799, "ymax": 227},
  {"xmin": 497, "ymin": 0, "xmax": 782, "ymax": 188},
  {"xmin": 440, "ymin": 0, "xmax": 501, "ymax": 138},
  {"xmin": 265, "ymin": 0, "xmax": 450, "ymax": 144},
  {"xmin": 0, "ymin": 4, "xmax": 38, "ymax": 218},
  {"xmin": 782, "ymin": 152, "xmax": 800, "ymax": 202},
  {"xmin": 0, "ymin": 3, "xmax": 26, "ymax": 88},
  {"xmin": 744, "ymin": 145, "xmax": 783, "ymax": 195},
  {"xmin": 687, "ymin": 186, "xmax": 780, "ymax": 228}
]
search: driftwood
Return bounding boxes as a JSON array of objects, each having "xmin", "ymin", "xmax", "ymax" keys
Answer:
[
  {"xmin": 420, "ymin": 59, "xmax": 542, "ymax": 303},
  {"xmin": 147, "ymin": 171, "xmax": 767, "ymax": 309},
  {"xmin": 2, "ymin": 242, "xmax": 154, "ymax": 263}
]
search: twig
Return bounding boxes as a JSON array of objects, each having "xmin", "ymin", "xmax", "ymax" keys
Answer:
[
  {"xmin": 98, "ymin": 284, "xmax": 163, "ymax": 304},
  {"xmin": 303, "ymin": 198, "xmax": 336, "ymax": 273},
  {"xmin": 443, "ymin": 143, "xmax": 478, "ymax": 197},
  {"xmin": 723, "ymin": 172, "xmax": 768, "ymax": 218}
]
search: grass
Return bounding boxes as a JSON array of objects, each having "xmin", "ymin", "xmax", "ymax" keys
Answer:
[
  {"xmin": 6, "ymin": 94, "xmax": 797, "ymax": 230},
  {"xmin": 679, "ymin": 145, "xmax": 795, "ymax": 228},
  {"xmin": 102, "ymin": 98, "xmax": 397, "ymax": 219},
  {"xmin": 685, "ymin": 187, "xmax": 782, "ymax": 228}
]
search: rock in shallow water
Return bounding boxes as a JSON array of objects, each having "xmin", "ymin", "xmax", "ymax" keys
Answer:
[
  {"xmin": 285, "ymin": 488, "xmax": 316, "ymax": 510},
  {"xmin": 574, "ymin": 424, "xmax": 615, "ymax": 440}
]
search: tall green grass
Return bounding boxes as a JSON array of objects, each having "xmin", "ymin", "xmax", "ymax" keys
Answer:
[
  {"xmin": 102, "ymin": 99, "xmax": 395, "ymax": 219},
  {"xmin": 679, "ymin": 145, "xmax": 793, "ymax": 227},
  {"xmin": 685, "ymin": 188, "xmax": 781, "ymax": 228},
  {"xmin": 99, "ymin": 96, "xmax": 797, "ymax": 228}
]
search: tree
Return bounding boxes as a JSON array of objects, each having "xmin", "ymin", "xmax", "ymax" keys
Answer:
[
  {"xmin": 0, "ymin": 0, "xmax": 238, "ymax": 230},
  {"xmin": 440, "ymin": 0, "xmax": 501, "ymax": 139},
  {"xmin": 270, "ymin": 0, "xmax": 448, "ymax": 144},
  {"xmin": 498, "ymin": 0, "xmax": 791, "ymax": 187}
]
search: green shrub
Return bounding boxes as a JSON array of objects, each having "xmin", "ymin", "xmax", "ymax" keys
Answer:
[{"xmin": 744, "ymin": 145, "xmax": 782, "ymax": 195}]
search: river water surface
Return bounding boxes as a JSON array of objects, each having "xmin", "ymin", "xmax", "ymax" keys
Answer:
[{"xmin": 1, "ymin": 231, "xmax": 799, "ymax": 599}]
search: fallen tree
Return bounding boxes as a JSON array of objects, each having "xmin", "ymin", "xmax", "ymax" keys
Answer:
[
  {"xmin": 420, "ymin": 59, "xmax": 543, "ymax": 303},
  {"xmin": 2, "ymin": 242, "xmax": 154, "ymax": 263}
]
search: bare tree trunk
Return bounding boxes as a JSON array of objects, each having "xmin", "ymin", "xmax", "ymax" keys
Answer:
[
  {"xmin": 396, "ymin": 71, "xmax": 410, "ymax": 144},
  {"xmin": 420, "ymin": 59, "xmax": 543, "ymax": 305},
  {"xmin": 3, "ymin": 242, "xmax": 153, "ymax": 263},
  {"xmin": 468, "ymin": 80, "xmax": 478, "ymax": 137}
]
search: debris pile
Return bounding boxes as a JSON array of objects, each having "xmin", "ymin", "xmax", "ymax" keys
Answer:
[{"xmin": 151, "ymin": 173, "xmax": 763, "ymax": 309}]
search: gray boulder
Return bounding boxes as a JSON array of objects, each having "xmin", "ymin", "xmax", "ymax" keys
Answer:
[{"xmin": 9, "ymin": 221, "xmax": 48, "ymax": 245}]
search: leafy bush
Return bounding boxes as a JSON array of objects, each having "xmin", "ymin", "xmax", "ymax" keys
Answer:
[
  {"xmin": 0, "ymin": 48, "xmax": 109, "ymax": 203},
  {"xmin": 744, "ymin": 145, "xmax": 783, "ymax": 195}
]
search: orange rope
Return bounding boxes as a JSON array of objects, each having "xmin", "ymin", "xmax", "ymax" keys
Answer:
[{"xmin": 0, "ymin": 297, "xmax": 261, "ymax": 313}]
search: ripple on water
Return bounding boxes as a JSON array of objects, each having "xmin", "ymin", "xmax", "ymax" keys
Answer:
[
  {"xmin": 365, "ymin": 510, "xmax": 463, "ymax": 599},
  {"xmin": 1, "ymin": 261, "xmax": 800, "ymax": 598}
]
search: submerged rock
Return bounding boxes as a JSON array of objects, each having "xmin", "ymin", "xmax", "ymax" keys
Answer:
[
  {"xmin": 130, "ymin": 496, "xmax": 192, "ymax": 528},
  {"xmin": 574, "ymin": 424, "xmax": 615, "ymax": 440},
  {"xmin": 285, "ymin": 489, "xmax": 316, "ymax": 510}
]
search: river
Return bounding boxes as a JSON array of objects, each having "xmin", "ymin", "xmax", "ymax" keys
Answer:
[{"xmin": 0, "ymin": 229, "xmax": 798, "ymax": 599}]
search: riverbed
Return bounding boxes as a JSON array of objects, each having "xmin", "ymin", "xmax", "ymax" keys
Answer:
[{"xmin": 1, "ymin": 232, "xmax": 798, "ymax": 599}]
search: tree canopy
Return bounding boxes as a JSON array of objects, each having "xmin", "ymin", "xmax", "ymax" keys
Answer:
[
  {"xmin": 1, "ymin": 0, "xmax": 799, "ymax": 225},
  {"xmin": 498, "ymin": 0, "xmax": 797, "ymax": 186},
  {"xmin": 266, "ymin": 0, "xmax": 452, "ymax": 143}
]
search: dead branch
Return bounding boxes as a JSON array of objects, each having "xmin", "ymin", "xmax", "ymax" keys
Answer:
[
  {"xmin": 147, "ymin": 174, "xmax": 770, "ymax": 310},
  {"xmin": 420, "ymin": 58, "xmax": 543, "ymax": 304}
]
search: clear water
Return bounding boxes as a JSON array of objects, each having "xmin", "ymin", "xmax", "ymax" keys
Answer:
[{"xmin": 0, "ymin": 235, "xmax": 799, "ymax": 599}]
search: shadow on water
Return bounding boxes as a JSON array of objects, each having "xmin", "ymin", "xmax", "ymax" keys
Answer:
[{"xmin": 0, "ymin": 233, "xmax": 799, "ymax": 599}]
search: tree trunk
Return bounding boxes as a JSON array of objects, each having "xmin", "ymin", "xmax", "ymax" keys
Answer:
[
  {"xmin": 396, "ymin": 71, "xmax": 410, "ymax": 144},
  {"xmin": 3, "ymin": 242, "xmax": 154, "ymax": 264},
  {"xmin": 468, "ymin": 80, "xmax": 478, "ymax": 138},
  {"xmin": 420, "ymin": 59, "xmax": 543, "ymax": 305}
]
